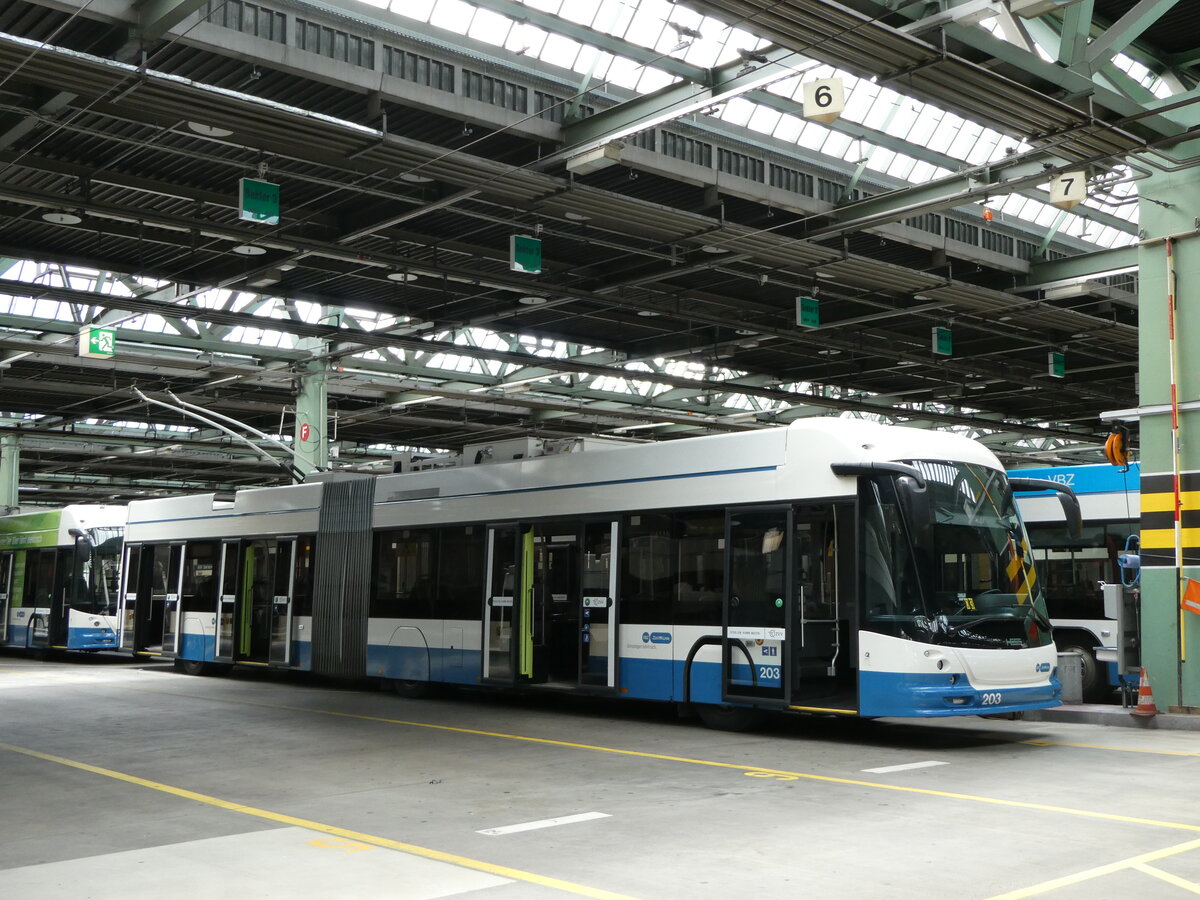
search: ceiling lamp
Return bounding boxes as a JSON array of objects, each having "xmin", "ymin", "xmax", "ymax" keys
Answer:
[
  {"xmin": 564, "ymin": 212, "xmax": 591, "ymax": 222},
  {"xmin": 387, "ymin": 272, "xmax": 419, "ymax": 282},
  {"xmin": 400, "ymin": 172, "xmax": 435, "ymax": 183},
  {"xmin": 231, "ymin": 244, "xmax": 266, "ymax": 256},
  {"xmin": 187, "ymin": 121, "xmax": 233, "ymax": 137},
  {"xmin": 41, "ymin": 210, "xmax": 81, "ymax": 224},
  {"xmin": 636, "ymin": 309, "xmax": 662, "ymax": 317},
  {"xmin": 700, "ymin": 244, "xmax": 728, "ymax": 254},
  {"xmin": 517, "ymin": 296, "xmax": 548, "ymax": 306}
]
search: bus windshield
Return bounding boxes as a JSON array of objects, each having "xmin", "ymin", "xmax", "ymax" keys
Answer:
[
  {"xmin": 862, "ymin": 462, "xmax": 1052, "ymax": 650},
  {"xmin": 75, "ymin": 527, "xmax": 123, "ymax": 615}
]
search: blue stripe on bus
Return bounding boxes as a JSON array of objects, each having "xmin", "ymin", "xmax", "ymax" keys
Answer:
[
  {"xmin": 858, "ymin": 670, "xmax": 1061, "ymax": 717},
  {"xmin": 66, "ymin": 627, "xmax": 119, "ymax": 650},
  {"xmin": 1008, "ymin": 462, "xmax": 1140, "ymax": 495}
]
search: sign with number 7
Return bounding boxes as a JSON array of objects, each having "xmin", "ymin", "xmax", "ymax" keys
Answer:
[{"xmin": 1049, "ymin": 170, "xmax": 1087, "ymax": 209}]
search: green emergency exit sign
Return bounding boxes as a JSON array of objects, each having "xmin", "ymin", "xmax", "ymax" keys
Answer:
[
  {"xmin": 78, "ymin": 326, "xmax": 115, "ymax": 359},
  {"xmin": 239, "ymin": 177, "xmax": 280, "ymax": 225}
]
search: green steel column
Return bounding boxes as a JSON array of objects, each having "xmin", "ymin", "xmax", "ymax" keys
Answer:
[
  {"xmin": 1137, "ymin": 139, "xmax": 1200, "ymax": 711},
  {"xmin": 0, "ymin": 433, "xmax": 17, "ymax": 510},
  {"xmin": 294, "ymin": 337, "xmax": 329, "ymax": 475}
]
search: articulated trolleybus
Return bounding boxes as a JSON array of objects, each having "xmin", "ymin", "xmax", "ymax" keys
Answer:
[
  {"xmin": 120, "ymin": 420, "xmax": 1073, "ymax": 726},
  {"xmin": 0, "ymin": 505, "xmax": 126, "ymax": 652}
]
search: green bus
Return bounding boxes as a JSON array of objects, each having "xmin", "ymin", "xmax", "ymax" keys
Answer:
[{"xmin": 0, "ymin": 506, "xmax": 125, "ymax": 651}]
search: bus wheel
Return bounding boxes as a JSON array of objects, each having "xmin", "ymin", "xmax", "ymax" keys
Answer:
[
  {"xmin": 175, "ymin": 658, "xmax": 210, "ymax": 677},
  {"xmin": 694, "ymin": 703, "xmax": 765, "ymax": 732},
  {"xmin": 1058, "ymin": 641, "xmax": 1104, "ymax": 703},
  {"xmin": 392, "ymin": 679, "xmax": 432, "ymax": 699}
]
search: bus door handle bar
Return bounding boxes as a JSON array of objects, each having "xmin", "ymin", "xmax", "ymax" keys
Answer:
[{"xmin": 683, "ymin": 635, "xmax": 757, "ymax": 705}]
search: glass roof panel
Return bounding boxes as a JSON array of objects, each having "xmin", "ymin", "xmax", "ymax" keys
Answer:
[
  {"xmin": 364, "ymin": 0, "xmax": 1137, "ymax": 247},
  {"xmin": 427, "ymin": 0, "xmax": 473, "ymax": 32}
]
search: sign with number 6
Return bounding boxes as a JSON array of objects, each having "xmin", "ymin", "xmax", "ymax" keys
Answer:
[
  {"xmin": 1049, "ymin": 170, "xmax": 1087, "ymax": 209},
  {"xmin": 803, "ymin": 77, "xmax": 844, "ymax": 124}
]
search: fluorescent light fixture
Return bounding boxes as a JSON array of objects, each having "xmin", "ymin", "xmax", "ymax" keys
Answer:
[
  {"xmin": 187, "ymin": 121, "xmax": 233, "ymax": 137},
  {"xmin": 400, "ymin": 172, "xmax": 435, "ymax": 183},
  {"xmin": 636, "ymin": 310, "xmax": 662, "ymax": 317},
  {"xmin": 566, "ymin": 144, "xmax": 622, "ymax": 175},
  {"xmin": 387, "ymin": 272, "xmax": 419, "ymax": 282},
  {"xmin": 700, "ymin": 244, "xmax": 728, "ymax": 254},
  {"xmin": 231, "ymin": 244, "xmax": 267, "ymax": 256},
  {"xmin": 517, "ymin": 296, "xmax": 548, "ymax": 306},
  {"xmin": 564, "ymin": 211, "xmax": 591, "ymax": 222},
  {"xmin": 42, "ymin": 210, "xmax": 81, "ymax": 224},
  {"xmin": 245, "ymin": 268, "xmax": 283, "ymax": 288}
]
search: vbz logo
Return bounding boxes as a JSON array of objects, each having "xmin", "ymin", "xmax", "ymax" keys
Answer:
[{"xmin": 1035, "ymin": 662, "xmax": 1051, "ymax": 673}]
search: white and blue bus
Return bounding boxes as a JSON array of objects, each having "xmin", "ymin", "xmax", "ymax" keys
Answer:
[
  {"xmin": 120, "ymin": 420, "xmax": 1073, "ymax": 727},
  {"xmin": 0, "ymin": 506, "xmax": 125, "ymax": 652},
  {"xmin": 1010, "ymin": 462, "xmax": 1140, "ymax": 701}
]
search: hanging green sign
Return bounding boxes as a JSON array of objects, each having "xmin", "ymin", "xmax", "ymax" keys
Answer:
[
  {"xmin": 510, "ymin": 235, "xmax": 542, "ymax": 274},
  {"xmin": 78, "ymin": 326, "xmax": 116, "ymax": 359},
  {"xmin": 239, "ymin": 177, "xmax": 280, "ymax": 225}
]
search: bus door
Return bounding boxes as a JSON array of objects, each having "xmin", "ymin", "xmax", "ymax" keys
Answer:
[
  {"xmin": 790, "ymin": 508, "xmax": 842, "ymax": 703},
  {"xmin": 24, "ymin": 549, "xmax": 56, "ymax": 649},
  {"xmin": 482, "ymin": 524, "xmax": 524, "ymax": 684},
  {"xmin": 215, "ymin": 541, "xmax": 240, "ymax": 662},
  {"xmin": 119, "ymin": 545, "xmax": 140, "ymax": 651},
  {"xmin": 0, "ymin": 550, "xmax": 12, "ymax": 643},
  {"xmin": 132, "ymin": 543, "xmax": 182, "ymax": 654},
  {"xmin": 528, "ymin": 522, "xmax": 581, "ymax": 686},
  {"xmin": 723, "ymin": 508, "xmax": 789, "ymax": 704},
  {"xmin": 269, "ymin": 539, "xmax": 296, "ymax": 665},
  {"xmin": 580, "ymin": 520, "xmax": 618, "ymax": 689},
  {"xmin": 236, "ymin": 540, "xmax": 288, "ymax": 667}
]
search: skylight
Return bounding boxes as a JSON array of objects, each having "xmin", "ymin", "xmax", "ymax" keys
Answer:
[{"xmin": 365, "ymin": 0, "xmax": 1136, "ymax": 247}]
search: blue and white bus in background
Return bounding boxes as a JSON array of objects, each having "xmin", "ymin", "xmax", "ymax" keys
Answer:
[
  {"xmin": 0, "ymin": 506, "xmax": 125, "ymax": 652},
  {"xmin": 1009, "ymin": 462, "xmax": 1140, "ymax": 701},
  {"xmin": 120, "ymin": 419, "xmax": 1073, "ymax": 728}
]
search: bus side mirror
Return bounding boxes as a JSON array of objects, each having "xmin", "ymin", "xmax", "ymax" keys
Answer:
[
  {"xmin": 1009, "ymin": 477, "xmax": 1083, "ymax": 538},
  {"xmin": 896, "ymin": 474, "xmax": 932, "ymax": 529}
]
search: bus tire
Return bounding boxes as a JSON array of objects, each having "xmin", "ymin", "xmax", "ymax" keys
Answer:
[
  {"xmin": 1057, "ymin": 640, "xmax": 1104, "ymax": 703},
  {"xmin": 392, "ymin": 678, "xmax": 433, "ymax": 699},
  {"xmin": 175, "ymin": 658, "xmax": 210, "ymax": 677},
  {"xmin": 694, "ymin": 703, "xmax": 766, "ymax": 732}
]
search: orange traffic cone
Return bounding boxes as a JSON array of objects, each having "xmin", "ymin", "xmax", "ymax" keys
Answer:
[{"xmin": 1131, "ymin": 667, "xmax": 1157, "ymax": 717}]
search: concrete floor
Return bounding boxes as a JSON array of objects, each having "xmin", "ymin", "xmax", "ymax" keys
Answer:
[{"xmin": 2, "ymin": 652, "xmax": 1199, "ymax": 900}]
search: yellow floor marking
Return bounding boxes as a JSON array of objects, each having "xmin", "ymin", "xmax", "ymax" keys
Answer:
[
  {"xmin": 55, "ymin": 681, "xmax": 1200, "ymax": 837},
  {"xmin": 0, "ymin": 741, "xmax": 638, "ymax": 900},
  {"xmin": 245, "ymin": 702, "xmax": 1200, "ymax": 835},
  {"xmin": 1023, "ymin": 738, "xmax": 1200, "ymax": 758},
  {"xmin": 987, "ymin": 838, "xmax": 1200, "ymax": 899},
  {"xmin": 0, "ymin": 668, "xmax": 71, "ymax": 678},
  {"xmin": 1133, "ymin": 863, "xmax": 1200, "ymax": 895}
]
